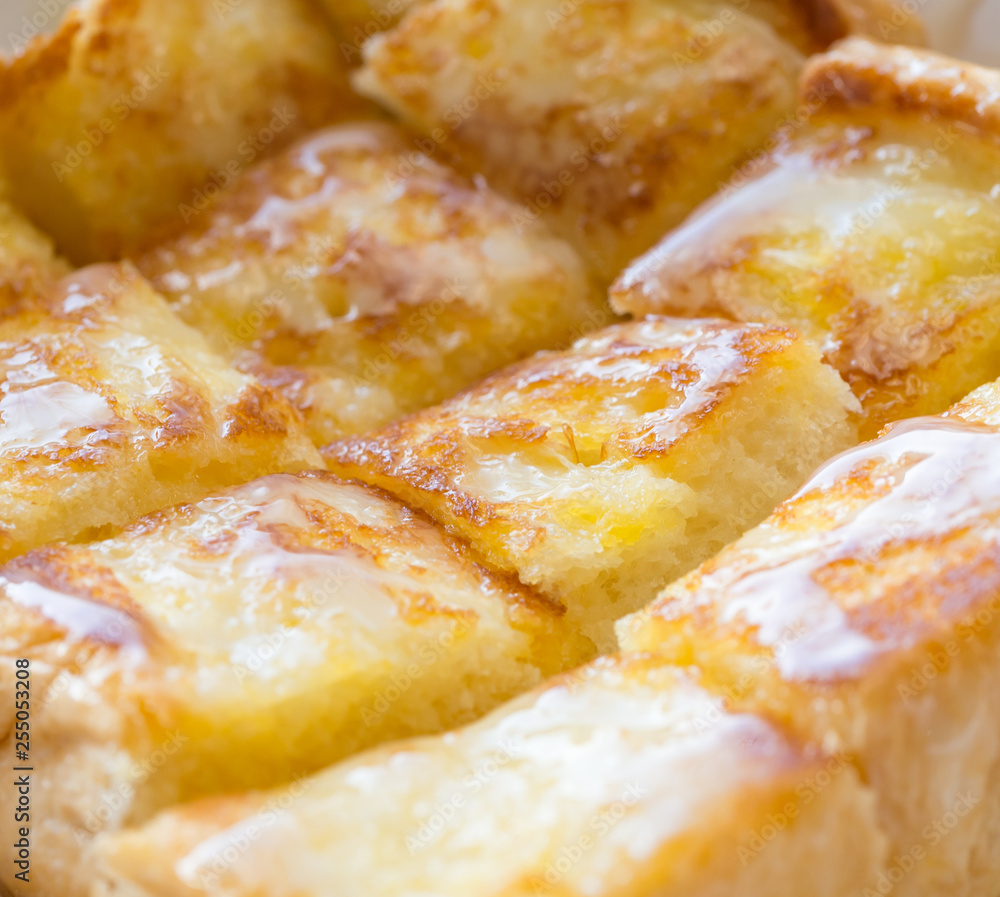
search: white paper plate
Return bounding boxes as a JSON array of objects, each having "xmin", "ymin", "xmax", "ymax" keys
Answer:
[{"xmin": 0, "ymin": 0, "xmax": 997, "ymax": 66}]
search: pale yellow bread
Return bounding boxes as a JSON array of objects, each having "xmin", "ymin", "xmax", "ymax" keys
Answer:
[
  {"xmin": 354, "ymin": 0, "xmax": 921, "ymax": 282},
  {"xmin": 0, "ymin": 0, "xmax": 371, "ymax": 264},
  {"xmin": 619, "ymin": 377, "xmax": 1000, "ymax": 896},
  {"xmin": 613, "ymin": 38, "xmax": 1000, "ymax": 438},
  {"xmin": 90, "ymin": 655, "xmax": 886, "ymax": 897},
  {"xmin": 0, "ymin": 199, "xmax": 69, "ymax": 309},
  {"xmin": 325, "ymin": 317, "xmax": 859, "ymax": 649},
  {"xmin": 0, "ymin": 470, "xmax": 587, "ymax": 897},
  {"xmin": 0, "ymin": 262, "xmax": 320, "ymax": 562},
  {"xmin": 136, "ymin": 122, "xmax": 604, "ymax": 445}
]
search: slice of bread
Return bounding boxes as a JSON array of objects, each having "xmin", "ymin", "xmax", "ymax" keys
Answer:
[
  {"xmin": 613, "ymin": 39, "xmax": 1000, "ymax": 438},
  {"xmin": 619, "ymin": 376, "xmax": 1000, "ymax": 896},
  {"xmin": 90, "ymin": 655, "xmax": 886, "ymax": 897},
  {"xmin": 137, "ymin": 122, "xmax": 604, "ymax": 445},
  {"xmin": 326, "ymin": 317, "xmax": 859, "ymax": 649},
  {"xmin": 0, "ymin": 471, "xmax": 587, "ymax": 897},
  {"xmin": 0, "ymin": 0, "xmax": 369, "ymax": 263},
  {"xmin": 355, "ymin": 0, "xmax": 918, "ymax": 282},
  {"xmin": 0, "ymin": 263, "xmax": 320, "ymax": 561}
]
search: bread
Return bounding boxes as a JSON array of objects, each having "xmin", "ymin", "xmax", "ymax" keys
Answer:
[
  {"xmin": 136, "ymin": 122, "xmax": 604, "ymax": 445},
  {"xmin": 90, "ymin": 654, "xmax": 886, "ymax": 897},
  {"xmin": 354, "ymin": 0, "xmax": 921, "ymax": 282},
  {"xmin": 0, "ymin": 470, "xmax": 587, "ymax": 897},
  {"xmin": 0, "ymin": 0, "xmax": 369, "ymax": 264},
  {"xmin": 0, "ymin": 199, "xmax": 69, "ymax": 309},
  {"xmin": 612, "ymin": 38, "xmax": 1000, "ymax": 438},
  {"xmin": 619, "ymin": 376, "xmax": 1000, "ymax": 896},
  {"xmin": 326, "ymin": 317, "xmax": 859, "ymax": 649},
  {"xmin": 0, "ymin": 263, "xmax": 319, "ymax": 562}
]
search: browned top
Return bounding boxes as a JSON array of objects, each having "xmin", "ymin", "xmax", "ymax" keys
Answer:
[
  {"xmin": 622, "ymin": 402, "xmax": 1000, "ymax": 686},
  {"xmin": 803, "ymin": 37, "xmax": 1000, "ymax": 136},
  {"xmin": 324, "ymin": 317, "xmax": 803, "ymax": 574}
]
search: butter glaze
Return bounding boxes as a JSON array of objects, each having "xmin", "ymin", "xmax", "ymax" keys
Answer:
[
  {"xmin": 2, "ymin": 574, "xmax": 144, "ymax": 649},
  {"xmin": 113, "ymin": 476, "xmax": 411, "ymax": 657},
  {"xmin": 136, "ymin": 122, "xmax": 599, "ymax": 444},
  {"xmin": 454, "ymin": 319, "xmax": 788, "ymax": 460},
  {"xmin": 0, "ymin": 347, "xmax": 119, "ymax": 454},
  {"xmin": 700, "ymin": 417, "xmax": 1000, "ymax": 680}
]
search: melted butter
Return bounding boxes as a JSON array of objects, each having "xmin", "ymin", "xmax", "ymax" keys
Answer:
[
  {"xmin": 0, "ymin": 381, "xmax": 117, "ymax": 453},
  {"xmin": 619, "ymin": 148, "xmax": 997, "ymax": 312},
  {"xmin": 617, "ymin": 160, "xmax": 865, "ymax": 303},
  {"xmin": 3, "ymin": 574, "xmax": 144, "ymax": 649},
  {"xmin": 294, "ymin": 125, "xmax": 392, "ymax": 179},
  {"xmin": 240, "ymin": 475, "xmax": 404, "ymax": 531},
  {"xmin": 460, "ymin": 321, "xmax": 768, "ymax": 499},
  {"xmin": 628, "ymin": 322, "xmax": 758, "ymax": 448},
  {"xmin": 59, "ymin": 264, "xmax": 127, "ymax": 306},
  {"xmin": 100, "ymin": 333, "xmax": 172, "ymax": 389},
  {"xmin": 122, "ymin": 476, "xmax": 410, "ymax": 661},
  {"xmin": 710, "ymin": 417, "xmax": 1000, "ymax": 681},
  {"xmin": 235, "ymin": 177, "xmax": 345, "ymax": 253}
]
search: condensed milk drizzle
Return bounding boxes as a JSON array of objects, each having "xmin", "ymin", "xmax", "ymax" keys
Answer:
[
  {"xmin": 714, "ymin": 417, "xmax": 1000, "ymax": 681},
  {"xmin": 2, "ymin": 574, "xmax": 144, "ymax": 649}
]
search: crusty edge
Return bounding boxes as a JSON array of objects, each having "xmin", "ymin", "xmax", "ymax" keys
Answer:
[
  {"xmin": 801, "ymin": 36, "xmax": 1000, "ymax": 136},
  {"xmin": 807, "ymin": 0, "xmax": 926, "ymax": 46}
]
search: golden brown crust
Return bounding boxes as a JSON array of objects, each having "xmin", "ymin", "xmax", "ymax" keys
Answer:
[
  {"xmin": 0, "ymin": 470, "xmax": 587, "ymax": 897},
  {"xmin": 136, "ymin": 122, "xmax": 602, "ymax": 444},
  {"xmin": 0, "ymin": 262, "xmax": 321, "ymax": 561},
  {"xmin": 326, "ymin": 316, "xmax": 859, "ymax": 650},
  {"xmin": 618, "ymin": 387, "xmax": 1000, "ymax": 894},
  {"xmin": 355, "ymin": 0, "xmax": 808, "ymax": 283},
  {"xmin": 325, "ymin": 319, "xmax": 800, "ymax": 534},
  {"xmin": 802, "ymin": 37, "xmax": 1000, "ymax": 135},
  {"xmin": 611, "ymin": 38, "xmax": 1000, "ymax": 440},
  {"xmin": 0, "ymin": 0, "xmax": 370, "ymax": 263}
]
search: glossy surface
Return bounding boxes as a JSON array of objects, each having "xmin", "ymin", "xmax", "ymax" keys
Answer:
[
  {"xmin": 138, "ymin": 123, "xmax": 602, "ymax": 444},
  {"xmin": 0, "ymin": 263, "xmax": 320, "ymax": 561},
  {"xmin": 613, "ymin": 39, "xmax": 1000, "ymax": 437},
  {"xmin": 327, "ymin": 317, "xmax": 858, "ymax": 646},
  {"xmin": 0, "ymin": 471, "xmax": 585, "ymax": 897},
  {"xmin": 0, "ymin": 0, "xmax": 368, "ymax": 263},
  {"xmin": 92, "ymin": 655, "xmax": 885, "ymax": 897},
  {"xmin": 626, "ymin": 416, "xmax": 1000, "ymax": 681},
  {"xmin": 356, "ymin": 0, "xmax": 916, "ymax": 282},
  {"xmin": 619, "ymin": 380, "xmax": 1000, "ymax": 896}
]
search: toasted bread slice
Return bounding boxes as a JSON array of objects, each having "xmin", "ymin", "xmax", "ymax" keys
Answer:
[
  {"xmin": 619, "ymin": 378, "xmax": 1000, "ymax": 896},
  {"xmin": 136, "ymin": 123, "xmax": 604, "ymax": 445},
  {"xmin": 90, "ymin": 655, "xmax": 886, "ymax": 897},
  {"xmin": 326, "ymin": 318, "xmax": 858, "ymax": 649},
  {"xmin": 0, "ymin": 470, "xmax": 586, "ymax": 897},
  {"xmin": 0, "ymin": 0, "xmax": 369, "ymax": 264},
  {"xmin": 0, "ymin": 199, "xmax": 69, "ymax": 309},
  {"xmin": 613, "ymin": 39, "xmax": 1000, "ymax": 438},
  {"xmin": 355, "ymin": 0, "xmax": 920, "ymax": 282},
  {"xmin": 0, "ymin": 263, "xmax": 320, "ymax": 562}
]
